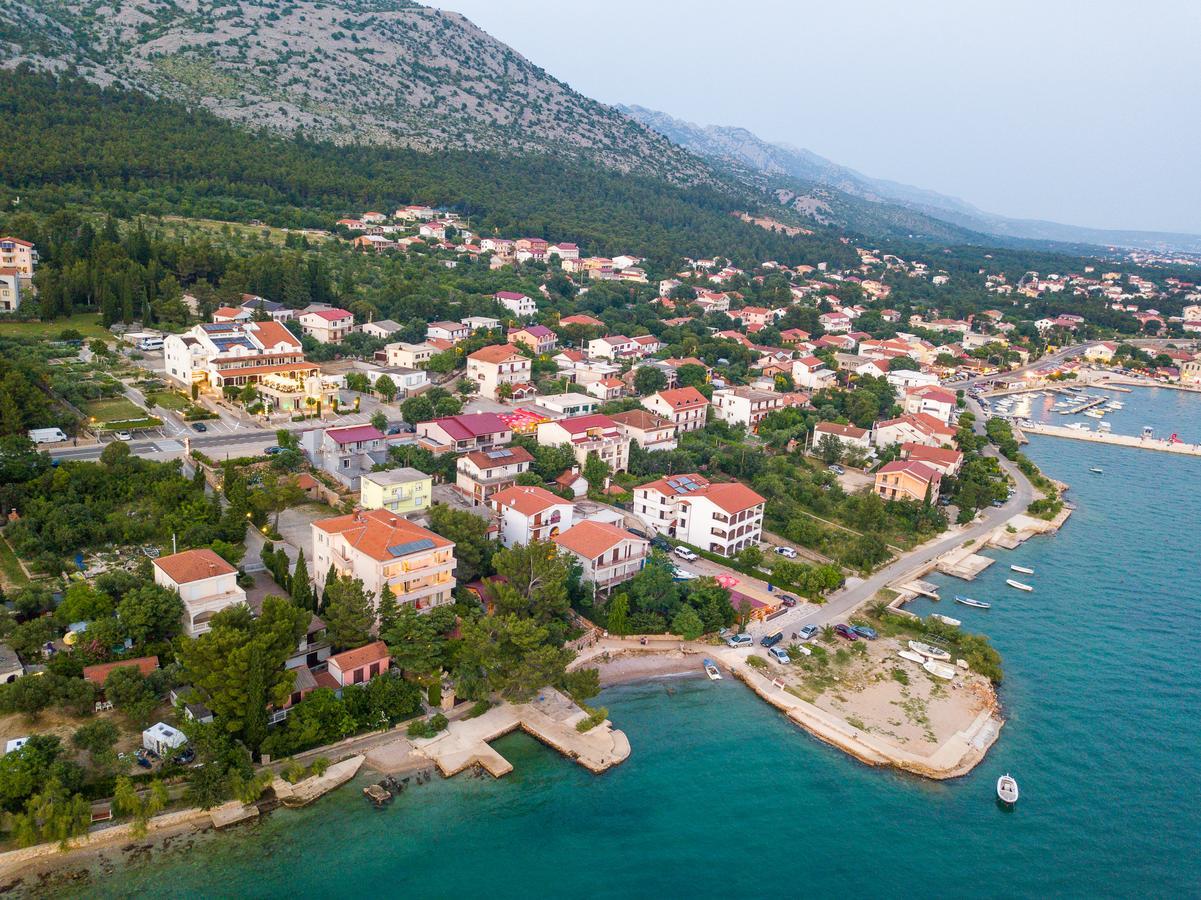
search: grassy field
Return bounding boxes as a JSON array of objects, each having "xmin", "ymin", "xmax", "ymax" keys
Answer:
[
  {"xmin": 0, "ymin": 532, "xmax": 29, "ymax": 589},
  {"xmin": 161, "ymin": 215, "xmax": 336, "ymax": 247},
  {"xmin": 85, "ymin": 397, "xmax": 146, "ymax": 422},
  {"xmin": 0, "ymin": 312, "xmax": 109, "ymax": 341},
  {"xmin": 145, "ymin": 390, "xmax": 189, "ymax": 410}
]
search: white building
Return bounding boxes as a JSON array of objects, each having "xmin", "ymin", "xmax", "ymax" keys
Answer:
[
  {"xmin": 384, "ymin": 341, "xmax": 436, "ymax": 369},
  {"xmin": 902, "ymin": 386, "xmax": 957, "ymax": 424},
  {"xmin": 466, "ymin": 344, "xmax": 534, "ymax": 401},
  {"xmin": 641, "ymin": 387, "xmax": 710, "ymax": 434},
  {"xmin": 632, "ymin": 474, "xmax": 766, "ymax": 558},
  {"xmin": 536, "ymin": 414, "xmax": 630, "ymax": 472},
  {"xmin": 0, "ymin": 269, "xmax": 21, "ymax": 311},
  {"xmin": 711, "ymin": 386, "xmax": 783, "ymax": 430},
  {"xmin": 494, "ymin": 291, "xmax": 537, "ymax": 318},
  {"xmin": 298, "ymin": 307, "xmax": 355, "ymax": 344},
  {"xmin": 490, "ymin": 485, "xmax": 575, "ymax": 548},
  {"xmin": 152, "ymin": 549, "xmax": 247, "ymax": 638},
  {"xmin": 553, "ymin": 521, "xmax": 648, "ymax": 596}
]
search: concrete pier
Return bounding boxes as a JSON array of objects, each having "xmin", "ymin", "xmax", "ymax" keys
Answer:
[{"xmin": 1023, "ymin": 422, "xmax": 1201, "ymax": 456}]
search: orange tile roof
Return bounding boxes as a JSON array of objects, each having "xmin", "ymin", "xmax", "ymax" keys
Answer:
[
  {"xmin": 329, "ymin": 640, "xmax": 390, "ymax": 673},
  {"xmin": 153, "ymin": 548, "xmax": 236, "ymax": 584},
  {"xmin": 655, "ymin": 387, "xmax": 708, "ymax": 410},
  {"xmin": 680, "ymin": 481, "xmax": 766, "ymax": 515},
  {"xmin": 469, "ymin": 344, "xmax": 525, "ymax": 364},
  {"xmin": 554, "ymin": 521, "xmax": 643, "ymax": 560},
  {"xmin": 248, "ymin": 320, "xmax": 302, "ymax": 349},
  {"xmin": 314, "ymin": 509, "xmax": 452, "ymax": 562},
  {"xmin": 213, "ymin": 361, "xmax": 317, "ymax": 379},
  {"xmin": 609, "ymin": 409, "xmax": 672, "ymax": 431},
  {"xmin": 461, "ymin": 445, "xmax": 534, "ymax": 471},
  {"xmin": 490, "ymin": 485, "xmax": 568, "ymax": 516}
]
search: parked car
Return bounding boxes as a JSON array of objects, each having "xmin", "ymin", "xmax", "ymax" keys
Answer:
[
  {"xmin": 798, "ymin": 624, "xmax": 819, "ymax": 641},
  {"xmin": 852, "ymin": 625, "xmax": 878, "ymax": 640},
  {"xmin": 673, "ymin": 546, "xmax": 698, "ymax": 561},
  {"xmin": 828, "ymin": 464, "xmax": 845, "ymax": 475},
  {"xmin": 779, "ymin": 595, "xmax": 798, "ymax": 608},
  {"xmin": 834, "ymin": 624, "xmax": 859, "ymax": 641},
  {"xmin": 627, "ymin": 527, "xmax": 649, "ymax": 540},
  {"xmin": 768, "ymin": 647, "xmax": 791, "ymax": 665},
  {"xmin": 263, "ymin": 446, "xmax": 283, "ymax": 455},
  {"xmin": 760, "ymin": 631, "xmax": 784, "ymax": 648},
  {"xmin": 172, "ymin": 747, "xmax": 196, "ymax": 765},
  {"xmin": 992, "ymin": 499, "xmax": 1005, "ymax": 508},
  {"xmin": 114, "ymin": 430, "xmax": 132, "ymax": 441},
  {"xmin": 725, "ymin": 633, "xmax": 753, "ymax": 649},
  {"xmin": 773, "ymin": 546, "xmax": 798, "ymax": 559},
  {"xmin": 650, "ymin": 536, "xmax": 671, "ymax": 551},
  {"xmin": 191, "ymin": 422, "xmax": 207, "ymax": 432}
]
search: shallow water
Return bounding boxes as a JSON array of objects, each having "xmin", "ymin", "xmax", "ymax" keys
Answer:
[{"xmin": 60, "ymin": 388, "xmax": 1201, "ymax": 899}]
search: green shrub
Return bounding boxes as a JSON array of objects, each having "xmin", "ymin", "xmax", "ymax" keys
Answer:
[
  {"xmin": 746, "ymin": 655, "xmax": 768, "ymax": 670},
  {"xmin": 575, "ymin": 707, "xmax": 609, "ymax": 733},
  {"xmin": 466, "ymin": 699, "xmax": 492, "ymax": 719}
]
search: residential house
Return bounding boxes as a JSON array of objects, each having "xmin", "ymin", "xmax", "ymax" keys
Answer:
[
  {"xmin": 359, "ymin": 468, "xmax": 432, "ymax": 516},
  {"xmin": 327, "ymin": 642, "xmax": 391, "ymax": 688},
  {"xmin": 874, "ymin": 460, "xmax": 942, "ymax": 503},
  {"xmin": 553, "ymin": 522, "xmax": 649, "ymax": 596},
  {"xmin": 711, "ymin": 386, "xmax": 783, "ymax": 430},
  {"xmin": 427, "ymin": 321, "xmax": 470, "ymax": 344},
  {"xmin": 313, "ymin": 509, "xmax": 456, "ymax": 614},
  {"xmin": 384, "ymin": 341, "xmax": 436, "ymax": 369},
  {"xmin": 490, "ymin": 485, "xmax": 575, "ymax": 547},
  {"xmin": 813, "ymin": 421, "xmax": 872, "ymax": 452},
  {"xmin": 900, "ymin": 443, "xmax": 964, "ymax": 476},
  {"xmin": 536, "ymin": 414, "xmax": 630, "ymax": 472},
  {"xmin": 152, "ymin": 549, "xmax": 247, "ymax": 638},
  {"xmin": 360, "ymin": 319, "xmax": 403, "ymax": 340},
  {"xmin": 302, "ymin": 424, "xmax": 388, "ymax": 490},
  {"xmin": 461, "ymin": 315, "xmax": 501, "ymax": 332},
  {"xmin": 559, "ymin": 314, "xmax": 605, "ymax": 328},
  {"xmin": 417, "ymin": 413, "xmax": 512, "ymax": 454},
  {"xmin": 1083, "ymin": 341, "xmax": 1119, "ymax": 363},
  {"xmin": 792, "ymin": 355, "xmax": 836, "ymax": 390},
  {"xmin": 211, "ymin": 306, "xmax": 251, "ymax": 324},
  {"xmin": 466, "ymin": 344, "xmax": 534, "ymax": 400},
  {"xmin": 530, "ymin": 392, "xmax": 598, "ymax": 419},
  {"xmin": 587, "ymin": 335, "xmax": 639, "ymax": 360},
  {"xmin": 609, "ymin": 409, "xmax": 678, "ymax": 452},
  {"xmin": 0, "ymin": 270, "xmax": 20, "ymax": 311},
  {"xmin": 633, "ymin": 474, "xmax": 766, "ymax": 558},
  {"xmin": 0, "ymin": 237, "xmax": 35, "ymax": 275},
  {"xmin": 584, "ymin": 376, "xmax": 626, "ymax": 402},
  {"xmin": 456, "ymin": 446, "xmax": 534, "ymax": 507},
  {"xmin": 819, "ymin": 311, "xmax": 852, "ymax": 332},
  {"xmin": 507, "ymin": 325, "xmax": 558, "ymax": 354},
  {"xmin": 641, "ymin": 387, "xmax": 709, "ymax": 434},
  {"xmin": 553, "ymin": 466, "xmax": 589, "ymax": 498},
  {"xmin": 495, "ymin": 291, "xmax": 537, "ymax": 318},
  {"xmin": 240, "ymin": 295, "xmax": 296, "ymax": 323},
  {"xmin": 873, "ymin": 413, "xmax": 956, "ymax": 448},
  {"xmin": 298, "ymin": 308, "xmax": 355, "ymax": 344},
  {"xmin": 548, "ymin": 242, "xmax": 580, "ymax": 260},
  {"xmin": 903, "ymin": 386, "xmax": 957, "ymax": 424}
]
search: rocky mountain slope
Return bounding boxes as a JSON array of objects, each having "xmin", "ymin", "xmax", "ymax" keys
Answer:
[
  {"xmin": 621, "ymin": 104, "xmax": 1201, "ymax": 254},
  {"xmin": 0, "ymin": 0, "xmax": 710, "ymax": 181}
]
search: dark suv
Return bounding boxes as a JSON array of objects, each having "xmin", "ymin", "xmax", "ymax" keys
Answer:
[{"xmin": 760, "ymin": 631, "xmax": 784, "ymax": 648}]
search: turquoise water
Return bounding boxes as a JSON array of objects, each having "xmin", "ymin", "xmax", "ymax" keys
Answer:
[
  {"xmin": 63, "ymin": 391, "xmax": 1201, "ymax": 899},
  {"xmin": 1021, "ymin": 384, "xmax": 1197, "ymax": 442}
]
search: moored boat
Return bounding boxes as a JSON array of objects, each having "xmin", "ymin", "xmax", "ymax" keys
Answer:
[
  {"xmin": 923, "ymin": 660, "xmax": 957, "ymax": 680},
  {"xmin": 908, "ymin": 640, "xmax": 951, "ymax": 661},
  {"xmin": 897, "ymin": 649, "xmax": 927, "ymax": 664},
  {"xmin": 1007, "ymin": 578, "xmax": 1034, "ymax": 592},
  {"xmin": 955, "ymin": 596, "xmax": 992, "ymax": 609},
  {"xmin": 1010, "ymin": 564, "xmax": 1034, "ymax": 574},
  {"xmin": 1090, "ymin": 466, "xmax": 1104, "ymax": 473},
  {"xmin": 703, "ymin": 659, "xmax": 722, "ymax": 681},
  {"xmin": 997, "ymin": 773, "xmax": 1019, "ymax": 805}
]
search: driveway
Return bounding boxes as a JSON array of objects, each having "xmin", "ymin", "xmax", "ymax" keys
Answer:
[{"xmin": 274, "ymin": 504, "xmax": 335, "ymax": 565}]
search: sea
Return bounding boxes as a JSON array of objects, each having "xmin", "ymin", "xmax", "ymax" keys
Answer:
[{"xmin": 57, "ymin": 387, "xmax": 1201, "ymax": 899}]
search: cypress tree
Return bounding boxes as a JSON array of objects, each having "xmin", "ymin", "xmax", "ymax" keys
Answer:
[{"xmin": 291, "ymin": 550, "xmax": 314, "ymax": 612}]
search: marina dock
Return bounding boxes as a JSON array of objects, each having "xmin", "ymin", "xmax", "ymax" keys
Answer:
[
  {"xmin": 1058, "ymin": 396, "xmax": 1108, "ymax": 415},
  {"xmin": 1022, "ymin": 422, "xmax": 1201, "ymax": 456}
]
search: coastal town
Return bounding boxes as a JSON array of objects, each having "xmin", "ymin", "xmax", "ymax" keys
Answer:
[{"xmin": 0, "ymin": 205, "xmax": 1199, "ymax": 881}]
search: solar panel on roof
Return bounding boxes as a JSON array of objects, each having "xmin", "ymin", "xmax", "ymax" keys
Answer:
[
  {"xmin": 386, "ymin": 538, "xmax": 436, "ymax": 557},
  {"xmin": 486, "ymin": 449, "xmax": 513, "ymax": 459}
]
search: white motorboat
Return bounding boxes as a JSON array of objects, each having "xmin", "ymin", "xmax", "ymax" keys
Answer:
[
  {"xmin": 1090, "ymin": 466, "xmax": 1104, "ymax": 474},
  {"xmin": 1010, "ymin": 565, "xmax": 1034, "ymax": 574},
  {"xmin": 897, "ymin": 649, "xmax": 927, "ymax": 664},
  {"xmin": 908, "ymin": 640, "xmax": 951, "ymax": 661},
  {"xmin": 1006, "ymin": 579, "xmax": 1034, "ymax": 592},
  {"xmin": 955, "ymin": 596, "xmax": 992, "ymax": 609},
  {"xmin": 703, "ymin": 659, "xmax": 722, "ymax": 681},
  {"xmin": 997, "ymin": 773, "xmax": 1019, "ymax": 805},
  {"xmin": 923, "ymin": 660, "xmax": 957, "ymax": 680},
  {"xmin": 1084, "ymin": 409, "xmax": 1105, "ymax": 419},
  {"xmin": 930, "ymin": 613, "xmax": 962, "ymax": 627}
]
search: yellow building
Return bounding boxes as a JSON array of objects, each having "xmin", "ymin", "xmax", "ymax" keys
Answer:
[{"xmin": 359, "ymin": 468, "xmax": 433, "ymax": 517}]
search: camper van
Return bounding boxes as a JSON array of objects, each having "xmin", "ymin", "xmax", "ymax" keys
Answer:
[
  {"xmin": 136, "ymin": 336, "xmax": 164, "ymax": 352},
  {"xmin": 28, "ymin": 427, "xmax": 67, "ymax": 445}
]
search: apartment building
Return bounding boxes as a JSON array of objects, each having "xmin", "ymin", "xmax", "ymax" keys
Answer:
[
  {"xmin": 0, "ymin": 270, "xmax": 20, "ymax": 312},
  {"xmin": 466, "ymin": 344, "xmax": 534, "ymax": 400},
  {"xmin": 426, "ymin": 321, "xmax": 470, "ymax": 344},
  {"xmin": 152, "ymin": 549, "xmax": 247, "ymax": 638},
  {"xmin": 383, "ymin": 341, "xmax": 436, "ymax": 369},
  {"xmin": 608, "ymin": 409, "xmax": 678, "ymax": 452},
  {"xmin": 298, "ymin": 307, "xmax": 355, "ymax": 344},
  {"xmin": 301, "ymin": 424, "xmax": 388, "ymax": 490},
  {"xmin": 641, "ymin": 387, "xmax": 710, "ymax": 434},
  {"xmin": 490, "ymin": 485, "xmax": 575, "ymax": 548},
  {"xmin": 553, "ymin": 521, "xmax": 648, "ymax": 596},
  {"xmin": 633, "ymin": 474, "xmax": 766, "ymax": 558},
  {"xmin": 711, "ymin": 386, "xmax": 784, "ymax": 430},
  {"xmin": 874, "ymin": 460, "xmax": 942, "ymax": 503},
  {"xmin": 416, "ymin": 413, "xmax": 512, "ymax": 454},
  {"xmin": 359, "ymin": 468, "xmax": 432, "ymax": 516},
  {"xmin": 312, "ymin": 509, "xmax": 457, "ymax": 614},
  {"xmin": 494, "ymin": 291, "xmax": 537, "ymax": 318},
  {"xmin": 456, "ymin": 446, "xmax": 534, "ymax": 507},
  {"xmin": 0, "ymin": 237, "xmax": 35, "ymax": 276},
  {"xmin": 507, "ymin": 325, "xmax": 558, "ymax": 355},
  {"xmin": 536, "ymin": 414, "xmax": 630, "ymax": 472}
]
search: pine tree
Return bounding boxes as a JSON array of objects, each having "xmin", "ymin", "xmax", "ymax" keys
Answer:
[
  {"xmin": 376, "ymin": 589, "xmax": 400, "ymax": 635},
  {"xmin": 320, "ymin": 563, "xmax": 338, "ymax": 612},
  {"xmin": 290, "ymin": 550, "xmax": 314, "ymax": 612}
]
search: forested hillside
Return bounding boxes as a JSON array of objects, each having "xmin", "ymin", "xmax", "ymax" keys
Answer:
[{"xmin": 0, "ymin": 69, "xmax": 856, "ymax": 272}]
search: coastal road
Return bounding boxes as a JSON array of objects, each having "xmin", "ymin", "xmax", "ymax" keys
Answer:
[{"xmin": 47, "ymin": 429, "xmax": 279, "ymax": 463}]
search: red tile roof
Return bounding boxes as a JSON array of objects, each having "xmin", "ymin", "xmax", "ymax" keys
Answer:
[
  {"xmin": 153, "ymin": 548, "xmax": 236, "ymax": 584},
  {"xmin": 554, "ymin": 521, "xmax": 644, "ymax": 560},
  {"xmin": 313, "ymin": 509, "xmax": 452, "ymax": 562},
  {"xmin": 654, "ymin": 387, "xmax": 708, "ymax": 410},
  {"xmin": 326, "ymin": 424, "xmax": 385, "ymax": 444},
  {"xmin": 491, "ymin": 485, "xmax": 569, "ymax": 516},
  {"xmin": 329, "ymin": 641, "xmax": 390, "ymax": 675},
  {"xmin": 306, "ymin": 308, "xmax": 353, "ymax": 322}
]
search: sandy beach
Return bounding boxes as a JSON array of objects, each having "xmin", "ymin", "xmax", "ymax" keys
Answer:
[{"xmin": 594, "ymin": 649, "xmax": 706, "ymax": 686}]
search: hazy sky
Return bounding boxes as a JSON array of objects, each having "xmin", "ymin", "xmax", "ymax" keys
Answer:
[{"xmin": 433, "ymin": 0, "xmax": 1201, "ymax": 235}]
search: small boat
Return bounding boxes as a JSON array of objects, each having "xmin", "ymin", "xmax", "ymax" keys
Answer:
[
  {"xmin": 930, "ymin": 613, "xmax": 961, "ymax": 627},
  {"xmin": 997, "ymin": 773, "xmax": 1019, "ymax": 805},
  {"xmin": 923, "ymin": 660, "xmax": 957, "ymax": 680},
  {"xmin": 703, "ymin": 659, "xmax": 722, "ymax": 681},
  {"xmin": 1090, "ymin": 466, "xmax": 1104, "ymax": 474},
  {"xmin": 1084, "ymin": 409, "xmax": 1105, "ymax": 419},
  {"xmin": 908, "ymin": 640, "xmax": 951, "ymax": 661},
  {"xmin": 1010, "ymin": 565, "xmax": 1034, "ymax": 574},
  {"xmin": 897, "ymin": 649, "xmax": 927, "ymax": 664},
  {"xmin": 955, "ymin": 596, "xmax": 992, "ymax": 609},
  {"xmin": 1007, "ymin": 579, "xmax": 1034, "ymax": 592}
]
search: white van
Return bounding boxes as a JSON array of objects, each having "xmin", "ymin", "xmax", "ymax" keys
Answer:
[
  {"xmin": 137, "ymin": 337, "xmax": 164, "ymax": 351},
  {"xmin": 28, "ymin": 427, "xmax": 68, "ymax": 444}
]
